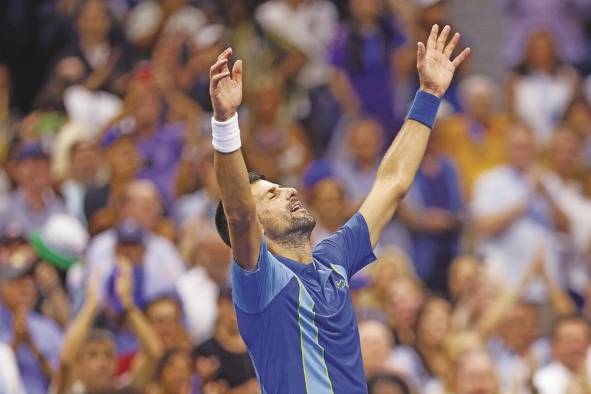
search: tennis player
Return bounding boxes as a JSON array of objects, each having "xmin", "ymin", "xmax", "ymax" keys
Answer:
[{"xmin": 209, "ymin": 24, "xmax": 469, "ymax": 394}]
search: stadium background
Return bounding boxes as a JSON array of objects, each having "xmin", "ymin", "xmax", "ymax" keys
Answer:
[{"xmin": 0, "ymin": 0, "xmax": 591, "ymax": 393}]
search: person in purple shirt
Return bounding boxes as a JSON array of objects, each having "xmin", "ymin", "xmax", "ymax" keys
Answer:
[
  {"xmin": 330, "ymin": 0, "xmax": 406, "ymax": 141},
  {"xmin": 102, "ymin": 75, "xmax": 185, "ymax": 210},
  {"xmin": 399, "ymin": 134, "xmax": 463, "ymax": 294},
  {"xmin": 0, "ymin": 255, "xmax": 63, "ymax": 394}
]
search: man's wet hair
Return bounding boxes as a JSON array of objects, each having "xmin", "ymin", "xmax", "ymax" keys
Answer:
[{"xmin": 215, "ymin": 171, "xmax": 266, "ymax": 247}]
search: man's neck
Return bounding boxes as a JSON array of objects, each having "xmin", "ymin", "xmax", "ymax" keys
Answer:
[{"xmin": 268, "ymin": 238, "xmax": 313, "ymax": 264}]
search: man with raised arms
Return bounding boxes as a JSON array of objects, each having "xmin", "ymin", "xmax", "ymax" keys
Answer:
[{"xmin": 209, "ymin": 24, "xmax": 470, "ymax": 394}]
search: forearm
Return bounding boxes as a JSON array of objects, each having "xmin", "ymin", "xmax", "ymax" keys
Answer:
[
  {"xmin": 59, "ymin": 301, "xmax": 98, "ymax": 366},
  {"xmin": 474, "ymin": 203, "xmax": 524, "ymax": 237},
  {"xmin": 126, "ymin": 307, "xmax": 163, "ymax": 361}
]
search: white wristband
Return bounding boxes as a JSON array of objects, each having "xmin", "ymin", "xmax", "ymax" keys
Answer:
[{"xmin": 211, "ymin": 113, "xmax": 241, "ymax": 153}]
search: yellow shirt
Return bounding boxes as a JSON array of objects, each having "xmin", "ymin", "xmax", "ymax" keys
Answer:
[{"xmin": 437, "ymin": 114, "xmax": 509, "ymax": 200}]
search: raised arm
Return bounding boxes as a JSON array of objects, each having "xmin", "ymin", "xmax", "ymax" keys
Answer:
[
  {"xmin": 209, "ymin": 48, "xmax": 262, "ymax": 270},
  {"xmin": 359, "ymin": 25, "xmax": 470, "ymax": 247}
]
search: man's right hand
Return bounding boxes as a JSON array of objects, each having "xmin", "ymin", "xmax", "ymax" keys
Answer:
[{"xmin": 209, "ymin": 48, "xmax": 243, "ymax": 121}]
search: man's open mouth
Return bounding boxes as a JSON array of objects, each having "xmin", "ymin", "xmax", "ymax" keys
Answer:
[{"xmin": 291, "ymin": 202, "xmax": 303, "ymax": 212}]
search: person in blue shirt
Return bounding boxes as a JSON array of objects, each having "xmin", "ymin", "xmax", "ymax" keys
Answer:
[{"xmin": 208, "ymin": 24, "xmax": 470, "ymax": 393}]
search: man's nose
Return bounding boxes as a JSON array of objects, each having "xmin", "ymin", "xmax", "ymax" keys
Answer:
[{"xmin": 285, "ymin": 187, "xmax": 297, "ymax": 198}]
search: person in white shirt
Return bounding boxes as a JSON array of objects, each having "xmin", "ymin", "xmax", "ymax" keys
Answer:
[
  {"xmin": 533, "ymin": 316, "xmax": 591, "ymax": 394},
  {"xmin": 0, "ymin": 342, "xmax": 26, "ymax": 394},
  {"xmin": 471, "ymin": 124, "xmax": 569, "ymax": 301}
]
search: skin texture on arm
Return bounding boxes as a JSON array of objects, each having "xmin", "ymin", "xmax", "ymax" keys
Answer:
[
  {"xmin": 51, "ymin": 283, "xmax": 100, "ymax": 394},
  {"xmin": 210, "ymin": 49, "xmax": 262, "ymax": 270},
  {"xmin": 359, "ymin": 25, "xmax": 470, "ymax": 247}
]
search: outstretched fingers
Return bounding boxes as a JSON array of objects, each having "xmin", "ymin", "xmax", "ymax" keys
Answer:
[
  {"xmin": 417, "ymin": 42, "xmax": 426, "ymax": 70},
  {"xmin": 444, "ymin": 32, "xmax": 460, "ymax": 59},
  {"xmin": 452, "ymin": 47, "xmax": 471, "ymax": 68},
  {"xmin": 436, "ymin": 25, "xmax": 451, "ymax": 52},
  {"xmin": 426, "ymin": 24, "xmax": 439, "ymax": 52}
]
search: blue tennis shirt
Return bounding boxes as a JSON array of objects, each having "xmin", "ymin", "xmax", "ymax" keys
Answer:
[{"xmin": 231, "ymin": 213, "xmax": 377, "ymax": 393}]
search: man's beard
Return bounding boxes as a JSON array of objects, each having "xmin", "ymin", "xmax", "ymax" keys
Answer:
[{"xmin": 268, "ymin": 211, "xmax": 316, "ymax": 249}]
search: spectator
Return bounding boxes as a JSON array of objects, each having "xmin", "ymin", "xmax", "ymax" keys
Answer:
[
  {"xmin": 145, "ymin": 295, "xmax": 192, "ymax": 351},
  {"xmin": 450, "ymin": 349, "xmax": 499, "ymax": 394},
  {"xmin": 385, "ymin": 276, "xmax": 425, "ymax": 346},
  {"xmin": 255, "ymin": 0, "xmax": 340, "ymax": 155},
  {"xmin": 447, "ymin": 255, "xmax": 481, "ymax": 305},
  {"xmin": 506, "ymin": 29, "xmax": 579, "ymax": 146},
  {"xmin": 561, "ymin": 97, "xmax": 591, "ymax": 167},
  {"xmin": 176, "ymin": 232, "xmax": 230, "ymax": 345},
  {"xmin": 194, "ymin": 286, "xmax": 257, "ymax": 392},
  {"xmin": 85, "ymin": 189, "xmax": 185, "ymax": 305},
  {"xmin": 533, "ymin": 316, "xmax": 591, "ymax": 394},
  {"xmin": 437, "ymin": 75, "xmax": 510, "ymax": 199},
  {"xmin": 391, "ymin": 296, "xmax": 452, "ymax": 391},
  {"xmin": 0, "ymin": 142, "xmax": 67, "ymax": 234},
  {"xmin": 398, "ymin": 130, "xmax": 463, "ymax": 293},
  {"xmin": 52, "ymin": 265, "xmax": 163, "ymax": 393},
  {"xmin": 0, "ymin": 255, "xmax": 63, "ymax": 394},
  {"xmin": 59, "ymin": 0, "xmax": 132, "ymax": 94},
  {"xmin": 147, "ymin": 348, "xmax": 194, "ymax": 394},
  {"xmin": 102, "ymin": 77, "xmax": 186, "ymax": 210},
  {"xmin": 60, "ymin": 139, "xmax": 102, "ymax": 225},
  {"xmin": 330, "ymin": 0, "xmax": 406, "ymax": 140},
  {"xmin": 241, "ymin": 75, "xmax": 313, "ymax": 185},
  {"xmin": 308, "ymin": 177, "xmax": 352, "ymax": 246},
  {"xmin": 0, "ymin": 341, "xmax": 26, "ymax": 394},
  {"xmin": 498, "ymin": 0, "xmax": 591, "ymax": 67},
  {"xmin": 471, "ymin": 124, "xmax": 569, "ymax": 302},
  {"xmin": 358, "ymin": 319, "xmax": 398, "ymax": 381},
  {"xmin": 488, "ymin": 301, "xmax": 550, "ymax": 394},
  {"xmin": 84, "ymin": 135, "xmax": 141, "ymax": 234}
]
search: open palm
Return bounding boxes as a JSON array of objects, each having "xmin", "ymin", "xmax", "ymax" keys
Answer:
[
  {"xmin": 418, "ymin": 25, "xmax": 470, "ymax": 98},
  {"xmin": 209, "ymin": 48, "xmax": 243, "ymax": 121}
]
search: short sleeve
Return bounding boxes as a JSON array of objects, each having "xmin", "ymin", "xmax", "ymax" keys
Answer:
[
  {"xmin": 231, "ymin": 241, "xmax": 294, "ymax": 314},
  {"xmin": 471, "ymin": 172, "xmax": 502, "ymax": 217},
  {"xmin": 314, "ymin": 213, "xmax": 377, "ymax": 278}
]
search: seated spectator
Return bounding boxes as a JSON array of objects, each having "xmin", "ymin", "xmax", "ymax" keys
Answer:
[
  {"xmin": 0, "ymin": 142, "xmax": 67, "ymax": 234},
  {"xmin": 85, "ymin": 197, "xmax": 185, "ymax": 306},
  {"xmin": 308, "ymin": 176, "xmax": 352, "ymax": 246},
  {"xmin": 398, "ymin": 131, "xmax": 463, "ymax": 294},
  {"xmin": 498, "ymin": 0, "xmax": 591, "ymax": 67},
  {"xmin": 194, "ymin": 286, "xmax": 257, "ymax": 392},
  {"xmin": 52, "ymin": 264, "xmax": 163, "ymax": 393},
  {"xmin": 147, "ymin": 348, "xmax": 194, "ymax": 394},
  {"xmin": 358, "ymin": 319, "xmax": 398, "ymax": 381},
  {"xmin": 533, "ymin": 316, "xmax": 591, "ymax": 394},
  {"xmin": 55, "ymin": 0, "xmax": 133, "ymax": 95},
  {"xmin": 84, "ymin": 135, "xmax": 141, "ymax": 235},
  {"xmin": 385, "ymin": 276, "xmax": 425, "ymax": 346},
  {"xmin": 125, "ymin": 0, "xmax": 206, "ymax": 53},
  {"xmin": 561, "ymin": 97, "xmax": 591, "ymax": 167},
  {"xmin": 255, "ymin": 0, "xmax": 340, "ymax": 155},
  {"xmin": 176, "ymin": 232, "xmax": 230, "ymax": 345},
  {"xmin": 0, "ymin": 341, "xmax": 26, "ymax": 394},
  {"xmin": 449, "ymin": 349, "xmax": 499, "ymax": 394},
  {"xmin": 102, "ymin": 76, "xmax": 186, "ymax": 210},
  {"xmin": 437, "ymin": 74, "xmax": 509, "ymax": 199},
  {"xmin": 488, "ymin": 300, "xmax": 551, "ymax": 394},
  {"xmin": 59, "ymin": 139, "xmax": 102, "ymax": 225},
  {"xmin": 330, "ymin": 0, "xmax": 406, "ymax": 141},
  {"xmin": 145, "ymin": 295, "xmax": 192, "ymax": 351},
  {"xmin": 471, "ymin": 124, "xmax": 569, "ymax": 302},
  {"xmin": 506, "ymin": 29, "xmax": 579, "ymax": 146},
  {"xmin": 241, "ymin": 75, "xmax": 313, "ymax": 185},
  {"xmin": 0, "ymin": 256, "xmax": 63, "ymax": 394},
  {"xmin": 391, "ymin": 296, "xmax": 452, "ymax": 391}
]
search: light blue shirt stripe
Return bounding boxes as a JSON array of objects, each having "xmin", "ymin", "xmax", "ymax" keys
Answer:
[{"xmin": 296, "ymin": 278, "xmax": 334, "ymax": 394}]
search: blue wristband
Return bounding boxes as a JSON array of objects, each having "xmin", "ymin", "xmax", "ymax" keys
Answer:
[{"xmin": 407, "ymin": 90, "xmax": 441, "ymax": 129}]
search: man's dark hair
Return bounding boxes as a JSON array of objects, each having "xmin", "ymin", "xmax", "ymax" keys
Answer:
[
  {"xmin": 367, "ymin": 373, "xmax": 411, "ymax": 394},
  {"xmin": 215, "ymin": 171, "xmax": 265, "ymax": 247}
]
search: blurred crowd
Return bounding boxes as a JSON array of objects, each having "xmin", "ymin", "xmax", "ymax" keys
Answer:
[{"xmin": 0, "ymin": 0, "xmax": 591, "ymax": 393}]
